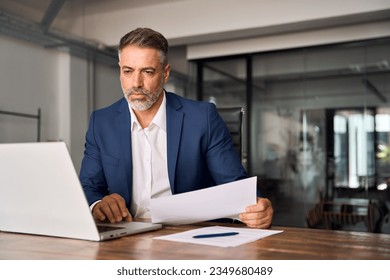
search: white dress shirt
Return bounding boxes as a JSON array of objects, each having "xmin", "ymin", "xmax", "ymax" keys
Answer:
[{"xmin": 129, "ymin": 93, "xmax": 172, "ymax": 218}]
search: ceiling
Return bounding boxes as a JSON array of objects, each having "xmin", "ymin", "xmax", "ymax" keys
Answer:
[
  {"xmin": 0, "ymin": 0, "xmax": 190, "ymax": 65},
  {"xmin": 1, "ymin": 0, "xmax": 390, "ymax": 69},
  {"xmin": 0, "ymin": 0, "xmax": 183, "ymax": 20}
]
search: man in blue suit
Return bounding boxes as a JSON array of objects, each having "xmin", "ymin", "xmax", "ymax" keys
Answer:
[{"xmin": 79, "ymin": 28, "xmax": 273, "ymax": 228}]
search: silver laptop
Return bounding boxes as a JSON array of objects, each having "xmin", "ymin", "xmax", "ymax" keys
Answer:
[{"xmin": 0, "ymin": 142, "xmax": 162, "ymax": 241}]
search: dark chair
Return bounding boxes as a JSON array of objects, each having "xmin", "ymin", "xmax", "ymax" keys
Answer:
[
  {"xmin": 212, "ymin": 107, "xmax": 245, "ymax": 225},
  {"xmin": 306, "ymin": 197, "xmax": 389, "ymax": 233},
  {"xmin": 217, "ymin": 107, "xmax": 244, "ymax": 160}
]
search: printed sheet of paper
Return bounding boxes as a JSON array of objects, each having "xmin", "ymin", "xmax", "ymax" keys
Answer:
[
  {"xmin": 154, "ymin": 226, "xmax": 283, "ymax": 247},
  {"xmin": 150, "ymin": 176, "xmax": 257, "ymax": 224}
]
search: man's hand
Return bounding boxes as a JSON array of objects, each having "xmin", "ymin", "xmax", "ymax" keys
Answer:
[
  {"xmin": 239, "ymin": 197, "xmax": 273, "ymax": 228},
  {"xmin": 92, "ymin": 193, "xmax": 132, "ymax": 223}
]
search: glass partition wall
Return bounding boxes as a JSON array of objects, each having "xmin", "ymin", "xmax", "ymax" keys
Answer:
[{"xmin": 190, "ymin": 38, "xmax": 390, "ymax": 231}]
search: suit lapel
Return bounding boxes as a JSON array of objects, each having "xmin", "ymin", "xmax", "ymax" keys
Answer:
[
  {"xmin": 166, "ymin": 93, "xmax": 183, "ymax": 193},
  {"xmin": 115, "ymin": 99, "xmax": 133, "ymax": 204}
]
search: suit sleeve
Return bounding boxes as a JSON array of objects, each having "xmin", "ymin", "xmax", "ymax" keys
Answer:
[
  {"xmin": 205, "ymin": 104, "xmax": 247, "ymax": 181},
  {"xmin": 79, "ymin": 112, "xmax": 109, "ymax": 206},
  {"xmin": 205, "ymin": 104, "xmax": 263, "ymax": 197}
]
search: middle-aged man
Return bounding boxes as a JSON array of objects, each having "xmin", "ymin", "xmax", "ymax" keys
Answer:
[{"xmin": 79, "ymin": 27, "xmax": 273, "ymax": 228}]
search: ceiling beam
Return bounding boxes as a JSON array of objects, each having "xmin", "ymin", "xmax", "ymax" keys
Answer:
[
  {"xmin": 362, "ymin": 79, "xmax": 387, "ymax": 103},
  {"xmin": 0, "ymin": 10, "xmax": 117, "ymax": 66},
  {"xmin": 40, "ymin": 0, "xmax": 67, "ymax": 32}
]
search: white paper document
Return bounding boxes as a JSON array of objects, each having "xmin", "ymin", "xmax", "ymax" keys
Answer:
[
  {"xmin": 150, "ymin": 176, "xmax": 257, "ymax": 224},
  {"xmin": 154, "ymin": 226, "xmax": 283, "ymax": 247}
]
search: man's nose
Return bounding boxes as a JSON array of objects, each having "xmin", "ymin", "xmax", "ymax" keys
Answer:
[{"xmin": 131, "ymin": 72, "xmax": 143, "ymax": 88}]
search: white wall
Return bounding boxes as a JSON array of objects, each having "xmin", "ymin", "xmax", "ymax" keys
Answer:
[
  {"xmin": 0, "ymin": 35, "xmax": 61, "ymax": 143},
  {"xmin": 94, "ymin": 63, "xmax": 123, "ymax": 109},
  {"xmin": 0, "ymin": 34, "xmax": 121, "ymax": 172},
  {"xmin": 69, "ymin": 55, "xmax": 90, "ymax": 171}
]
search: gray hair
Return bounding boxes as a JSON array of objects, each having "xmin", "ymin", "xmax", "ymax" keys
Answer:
[{"xmin": 118, "ymin": 27, "xmax": 169, "ymax": 66}]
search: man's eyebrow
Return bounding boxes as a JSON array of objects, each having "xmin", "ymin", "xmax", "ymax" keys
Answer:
[
  {"xmin": 120, "ymin": 66, "xmax": 156, "ymax": 71},
  {"xmin": 141, "ymin": 67, "xmax": 156, "ymax": 71}
]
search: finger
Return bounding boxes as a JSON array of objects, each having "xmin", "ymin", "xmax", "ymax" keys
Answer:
[
  {"xmin": 98, "ymin": 200, "xmax": 117, "ymax": 223},
  {"xmin": 240, "ymin": 213, "xmax": 272, "ymax": 229},
  {"xmin": 102, "ymin": 194, "xmax": 133, "ymax": 223},
  {"xmin": 240, "ymin": 211, "xmax": 263, "ymax": 220},
  {"xmin": 92, "ymin": 203, "xmax": 107, "ymax": 221},
  {"xmin": 111, "ymin": 194, "xmax": 131, "ymax": 219},
  {"xmin": 103, "ymin": 196, "xmax": 124, "ymax": 223},
  {"xmin": 246, "ymin": 198, "xmax": 269, "ymax": 212},
  {"xmin": 240, "ymin": 200, "xmax": 274, "ymax": 229},
  {"xmin": 124, "ymin": 210, "xmax": 133, "ymax": 222},
  {"xmin": 246, "ymin": 218, "xmax": 272, "ymax": 229}
]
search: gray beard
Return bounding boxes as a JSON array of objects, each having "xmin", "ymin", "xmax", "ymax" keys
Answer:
[{"xmin": 125, "ymin": 87, "xmax": 162, "ymax": 111}]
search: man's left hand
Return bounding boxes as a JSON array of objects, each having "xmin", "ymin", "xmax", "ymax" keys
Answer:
[{"xmin": 239, "ymin": 197, "xmax": 273, "ymax": 228}]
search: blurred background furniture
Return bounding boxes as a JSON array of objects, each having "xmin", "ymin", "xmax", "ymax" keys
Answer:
[
  {"xmin": 217, "ymin": 107, "xmax": 244, "ymax": 160},
  {"xmin": 307, "ymin": 197, "xmax": 389, "ymax": 233},
  {"xmin": 0, "ymin": 108, "xmax": 41, "ymax": 142}
]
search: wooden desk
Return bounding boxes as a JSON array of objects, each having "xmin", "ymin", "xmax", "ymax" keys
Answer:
[{"xmin": 1, "ymin": 224, "xmax": 389, "ymax": 260}]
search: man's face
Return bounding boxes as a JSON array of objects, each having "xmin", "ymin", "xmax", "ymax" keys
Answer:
[{"xmin": 118, "ymin": 45, "xmax": 170, "ymax": 111}]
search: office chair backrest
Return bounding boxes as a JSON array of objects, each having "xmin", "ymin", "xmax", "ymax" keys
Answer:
[{"xmin": 217, "ymin": 107, "xmax": 244, "ymax": 160}]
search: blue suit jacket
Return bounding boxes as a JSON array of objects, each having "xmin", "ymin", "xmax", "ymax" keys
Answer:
[{"xmin": 79, "ymin": 92, "xmax": 248, "ymax": 210}]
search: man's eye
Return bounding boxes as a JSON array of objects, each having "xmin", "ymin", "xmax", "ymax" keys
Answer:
[{"xmin": 145, "ymin": 70, "xmax": 154, "ymax": 75}]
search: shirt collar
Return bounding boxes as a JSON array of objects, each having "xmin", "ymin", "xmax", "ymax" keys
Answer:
[{"xmin": 129, "ymin": 91, "xmax": 167, "ymax": 131}]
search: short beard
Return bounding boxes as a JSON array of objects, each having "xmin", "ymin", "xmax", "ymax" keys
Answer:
[{"xmin": 124, "ymin": 86, "xmax": 163, "ymax": 111}]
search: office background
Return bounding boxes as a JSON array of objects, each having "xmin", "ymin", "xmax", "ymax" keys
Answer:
[{"xmin": 1, "ymin": 0, "xmax": 390, "ymax": 232}]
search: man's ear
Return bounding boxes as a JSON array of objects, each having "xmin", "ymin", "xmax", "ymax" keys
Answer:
[{"xmin": 163, "ymin": 64, "xmax": 171, "ymax": 84}]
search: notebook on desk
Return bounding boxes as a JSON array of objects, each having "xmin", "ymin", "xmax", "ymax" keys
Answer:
[{"xmin": 0, "ymin": 142, "xmax": 161, "ymax": 241}]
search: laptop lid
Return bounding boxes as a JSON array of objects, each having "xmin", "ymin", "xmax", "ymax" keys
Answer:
[{"xmin": 0, "ymin": 142, "xmax": 161, "ymax": 241}]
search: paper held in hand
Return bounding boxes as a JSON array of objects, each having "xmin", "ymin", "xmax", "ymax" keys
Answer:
[{"xmin": 150, "ymin": 177, "xmax": 257, "ymax": 224}]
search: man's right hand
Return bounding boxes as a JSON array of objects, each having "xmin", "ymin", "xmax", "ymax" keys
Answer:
[{"xmin": 92, "ymin": 193, "xmax": 132, "ymax": 223}]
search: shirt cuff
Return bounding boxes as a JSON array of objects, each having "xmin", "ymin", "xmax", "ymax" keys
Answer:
[{"xmin": 89, "ymin": 200, "xmax": 101, "ymax": 212}]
